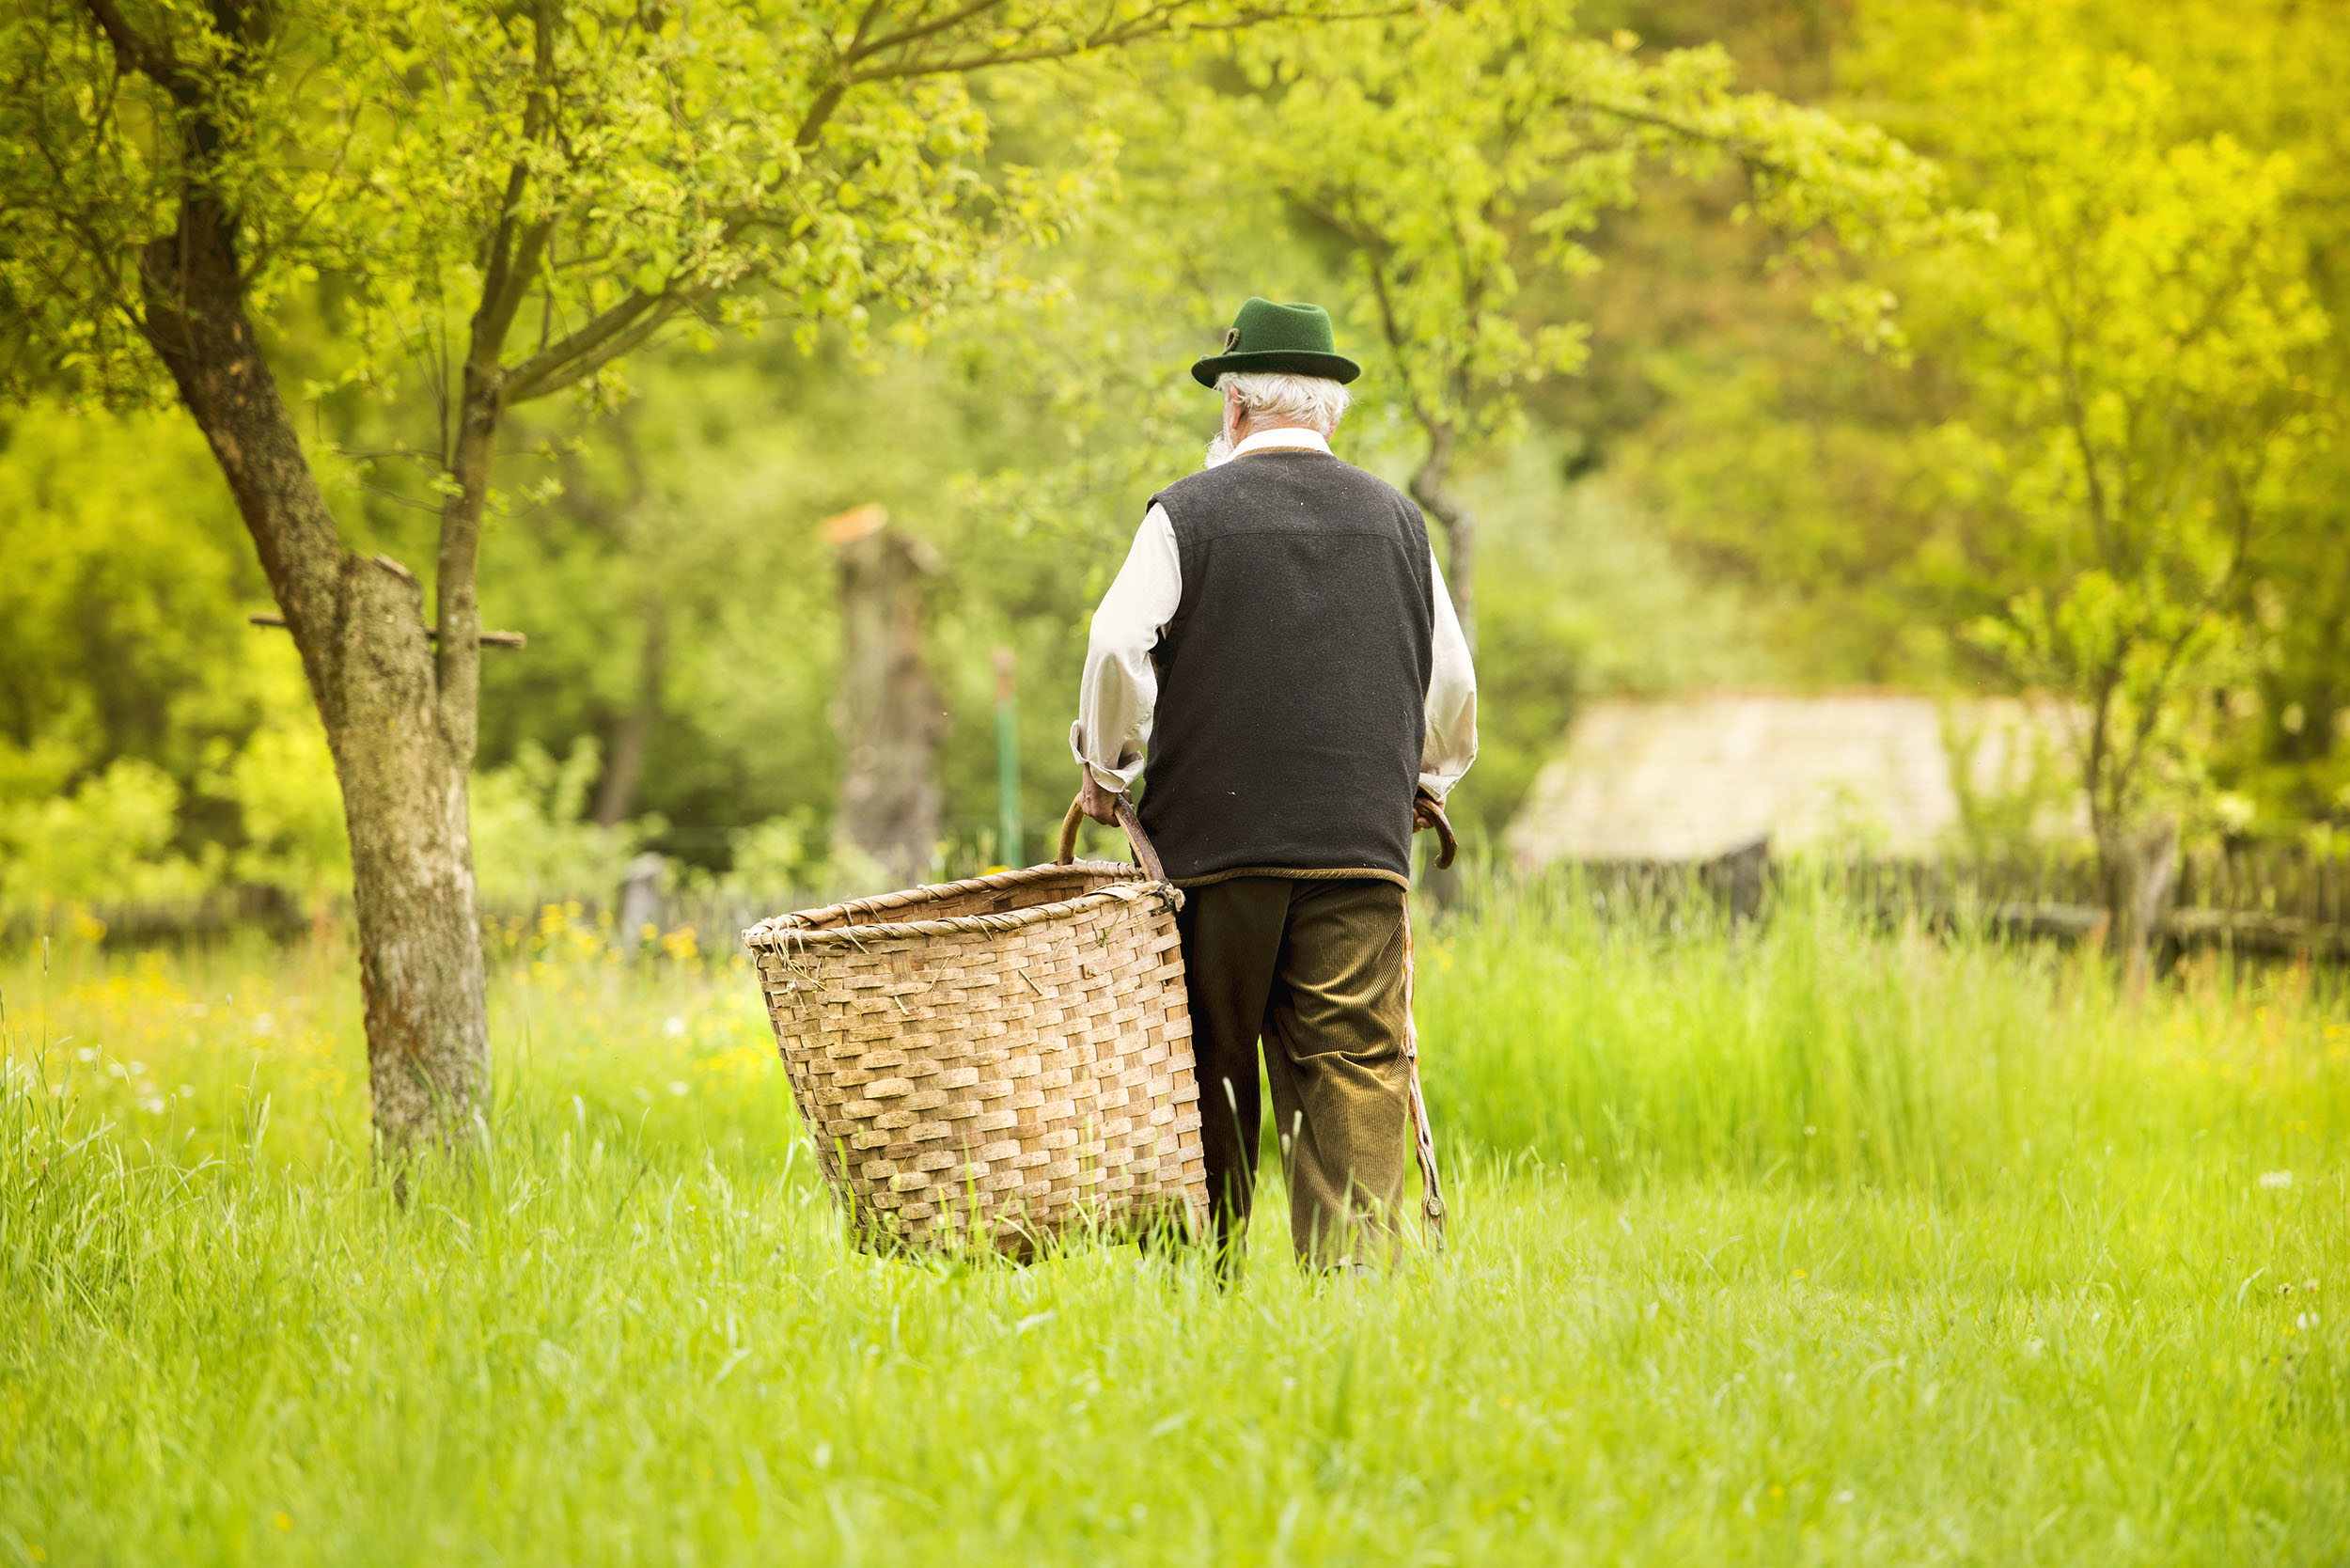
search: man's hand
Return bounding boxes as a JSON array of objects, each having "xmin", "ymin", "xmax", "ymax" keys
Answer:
[
  {"xmin": 1077, "ymin": 766, "xmax": 1122, "ymax": 826},
  {"xmin": 1414, "ymin": 787, "xmax": 1458, "ymax": 870},
  {"xmin": 1412, "ymin": 792, "xmax": 1444, "ymax": 834}
]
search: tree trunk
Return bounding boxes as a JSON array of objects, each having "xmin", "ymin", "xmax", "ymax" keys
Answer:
[
  {"xmin": 332, "ymin": 556, "xmax": 492, "ymax": 1146},
  {"xmin": 2098, "ymin": 814, "xmax": 2179, "ymax": 991},
  {"xmin": 140, "ymin": 211, "xmax": 489, "ymax": 1157},
  {"xmin": 1409, "ymin": 425, "xmax": 1477, "ymax": 655},
  {"xmin": 593, "ymin": 605, "xmax": 665, "ymax": 827},
  {"xmin": 829, "ymin": 510, "xmax": 945, "ymax": 888}
]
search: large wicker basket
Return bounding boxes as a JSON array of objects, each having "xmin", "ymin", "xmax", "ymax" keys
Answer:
[{"xmin": 743, "ymin": 799, "xmax": 1207, "ymax": 1255}]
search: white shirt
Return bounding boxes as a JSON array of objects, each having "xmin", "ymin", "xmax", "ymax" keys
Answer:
[{"xmin": 1070, "ymin": 426, "xmax": 1479, "ymax": 799}]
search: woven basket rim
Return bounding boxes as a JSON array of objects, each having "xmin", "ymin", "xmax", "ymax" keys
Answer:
[{"xmin": 742, "ymin": 859, "xmax": 1176, "ymax": 950}]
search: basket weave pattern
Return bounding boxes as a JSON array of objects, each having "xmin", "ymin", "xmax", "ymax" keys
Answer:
[{"xmin": 744, "ymin": 860, "xmax": 1208, "ymax": 1253}]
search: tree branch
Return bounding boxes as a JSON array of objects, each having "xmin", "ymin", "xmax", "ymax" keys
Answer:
[
  {"xmin": 472, "ymin": 3, "xmax": 561, "ymax": 361},
  {"xmin": 843, "ymin": 3, "xmax": 1410, "ymax": 84},
  {"xmin": 1282, "ymin": 186, "xmax": 1390, "ymax": 257},
  {"xmin": 77, "ymin": 0, "xmax": 196, "ymax": 102},
  {"xmin": 503, "ymin": 289, "xmax": 694, "ymax": 404},
  {"xmin": 436, "ymin": 0, "xmax": 562, "ymax": 747},
  {"xmin": 848, "ymin": 0, "xmax": 1009, "ymax": 62},
  {"xmin": 514, "ymin": 2, "xmax": 1409, "ymax": 409},
  {"xmin": 251, "ymin": 612, "xmax": 526, "ymax": 649}
]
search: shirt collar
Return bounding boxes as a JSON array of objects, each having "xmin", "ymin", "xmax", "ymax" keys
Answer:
[{"xmin": 1231, "ymin": 426, "xmax": 1331, "ymax": 458}]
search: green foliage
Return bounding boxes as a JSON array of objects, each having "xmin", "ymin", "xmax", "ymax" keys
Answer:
[
  {"xmin": 1592, "ymin": 0, "xmax": 2346, "ymax": 849},
  {"xmin": 716, "ymin": 810, "xmax": 833, "ymax": 895},
  {"xmin": 1225, "ymin": 0, "xmax": 1956, "ymax": 598},
  {"xmin": 470, "ymin": 740, "xmax": 649, "ymax": 910},
  {"xmin": 2, "ymin": 0, "xmax": 1401, "ymax": 911},
  {"xmin": 0, "ymin": 759, "xmax": 207, "ymax": 911},
  {"xmin": 203, "ymin": 689, "xmax": 352, "ymax": 898},
  {"xmin": 1966, "ymin": 576, "xmax": 2242, "ymax": 839},
  {"xmin": 10, "ymin": 0, "xmax": 2346, "ymax": 905},
  {"xmin": 0, "ymin": 403, "xmax": 276, "ymax": 791},
  {"xmin": 467, "ymin": 357, "xmax": 850, "ymax": 839},
  {"xmin": 1940, "ymin": 700, "xmax": 2083, "ymax": 855},
  {"xmin": 0, "ymin": 400, "xmax": 345, "ymax": 913},
  {"xmin": 1610, "ymin": 351, "xmax": 1973, "ymax": 683},
  {"xmin": 1449, "ymin": 447, "xmax": 1766, "ymax": 836},
  {"xmin": 1893, "ymin": 12, "xmax": 2324, "ymax": 844},
  {"xmin": 0, "ymin": 0, "xmax": 1145, "ymax": 411}
]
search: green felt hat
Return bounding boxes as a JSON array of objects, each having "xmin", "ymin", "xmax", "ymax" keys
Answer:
[{"xmin": 1190, "ymin": 297, "xmax": 1362, "ymax": 387}]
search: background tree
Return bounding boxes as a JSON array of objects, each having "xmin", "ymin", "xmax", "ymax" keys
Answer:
[
  {"xmin": 1852, "ymin": 8, "xmax": 2326, "ymax": 973},
  {"xmin": 15, "ymin": 0, "xmax": 2341, "ymax": 990},
  {"xmin": 1968, "ymin": 0, "xmax": 2350, "ymax": 837},
  {"xmin": 1229, "ymin": 0, "xmax": 1952, "ymax": 649},
  {"xmin": 1617, "ymin": 0, "xmax": 2348, "ymax": 851},
  {"xmin": 0, "ymin": 0, "xmax": 1354, "ymax": 1154}
]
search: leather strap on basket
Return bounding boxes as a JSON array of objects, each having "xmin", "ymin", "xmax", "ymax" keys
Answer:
[{"xmin": 1058, "ymin": 793, "xmax": 1169, "ymax": 885}]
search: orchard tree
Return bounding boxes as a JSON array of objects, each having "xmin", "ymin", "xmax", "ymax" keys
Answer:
[
  {"xmin": 1915, "ymin": 24, "xmax": 2326, "ymax": 976},
  {"xmin": 1859, "ymin": 0, "xmax": 2350, "ymax": 833},
  {"xmin": 0, "ymin": 0, "xmax": 1358, "ymax": 1156},
  {"xmin": 1231, "ymin": 0, "xmax": 1954, "ymax": 649}
]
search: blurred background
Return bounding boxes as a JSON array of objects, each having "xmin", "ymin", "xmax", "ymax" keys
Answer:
[{"xmin": 4, "ymin": 0, "xmax": 2344, "ymax": 951}]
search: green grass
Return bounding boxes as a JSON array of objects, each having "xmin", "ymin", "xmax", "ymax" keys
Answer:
[{"xmin": 4, "ymin": 887, "xmax": 2346, "ymax": 1565}]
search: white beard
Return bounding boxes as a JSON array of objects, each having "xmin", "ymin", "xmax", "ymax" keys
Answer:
[{"xmin": 1202, "ymin": 431, "xmax": 1234, "ymax": 469}]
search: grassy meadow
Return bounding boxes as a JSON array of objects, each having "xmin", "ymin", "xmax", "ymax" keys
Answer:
[{"xmin": 4, "ymin": 886, "xmax": 2347, "ymax": 1565}]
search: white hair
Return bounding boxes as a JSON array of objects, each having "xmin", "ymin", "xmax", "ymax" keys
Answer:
[{"xmin": 1216, "ymin": 369, "xmax": 1353, "ymax": 435}]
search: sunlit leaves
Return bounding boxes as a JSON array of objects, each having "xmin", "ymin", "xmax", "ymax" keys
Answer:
[
  {"xmin": 1224, "ymin": 0, "xmax": 1952, "ymax": 465},
  {"xmin": 1919, "ymin": 9, "xmax": 2326, "ymax": 833},
  {"xmin": 0, "ymin": 0, "xmax": 1328, "ymax": 418}
]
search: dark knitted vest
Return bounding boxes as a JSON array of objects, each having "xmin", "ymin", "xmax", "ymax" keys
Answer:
[{"xmin": 1138, "ymin": 450, "xmax": 1434, "ymax": 885}]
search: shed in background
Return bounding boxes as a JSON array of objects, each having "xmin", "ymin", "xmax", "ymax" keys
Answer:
[{"xmin": 1504, "ymin": 692, "xmax": 2078, "ymax": 870}]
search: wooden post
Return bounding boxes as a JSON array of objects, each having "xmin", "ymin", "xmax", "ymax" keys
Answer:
[{"xmin": 824, "ymin": 505, "xmax": 945, "ymax": 890}]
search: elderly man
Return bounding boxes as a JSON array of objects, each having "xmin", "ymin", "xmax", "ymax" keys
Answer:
[{"xmin": 1071, "ymin": 296, "xmax": 1477, "ymax": 1268}]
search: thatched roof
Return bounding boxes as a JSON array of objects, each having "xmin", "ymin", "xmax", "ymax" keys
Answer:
[{"xmin": 1504, "ymin": 692, "xmax": 2077, "ymax": 866}]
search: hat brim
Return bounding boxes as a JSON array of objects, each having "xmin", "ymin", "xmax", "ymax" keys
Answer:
[{"xmin": 1191, "ymin": 349, "xmax": 1362, "ymax": 388}]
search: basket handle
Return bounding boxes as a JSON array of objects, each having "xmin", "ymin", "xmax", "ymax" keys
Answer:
[{"xmin": 1058, "ymin": 792, "xmax": 1169, "ymax": 884}]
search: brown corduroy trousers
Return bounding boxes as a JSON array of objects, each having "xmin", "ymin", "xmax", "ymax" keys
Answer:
[{"xmin": 1175, "ymin": 875, "xmax": 1412, "ymax": 1267}]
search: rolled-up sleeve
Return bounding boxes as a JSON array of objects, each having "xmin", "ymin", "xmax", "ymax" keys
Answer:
[
  {"xmin": 1421, "ymin": 546, "xmax": 1478, "ymax": 798},
  {"xmin": 1070, "ymin": 505, "xmax": 1183, "ymax": 792}
]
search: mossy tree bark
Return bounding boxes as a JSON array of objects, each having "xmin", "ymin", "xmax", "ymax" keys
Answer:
[{"xmin": 136, "ymin": 177, "xmax": 490, "ymax": 1153}]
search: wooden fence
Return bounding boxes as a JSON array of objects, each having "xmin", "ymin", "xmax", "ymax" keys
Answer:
[
  {"xmin": 18, "ymin": 841, "xmax": 2350, "ymax": 963},
  {"xmin": 1629, "ymin": 840, "xmax": 2350, "ymax": 962},
  {"xmin": 1860, "ymin": 843, "xmax": 2350, "ymax": 928}
]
